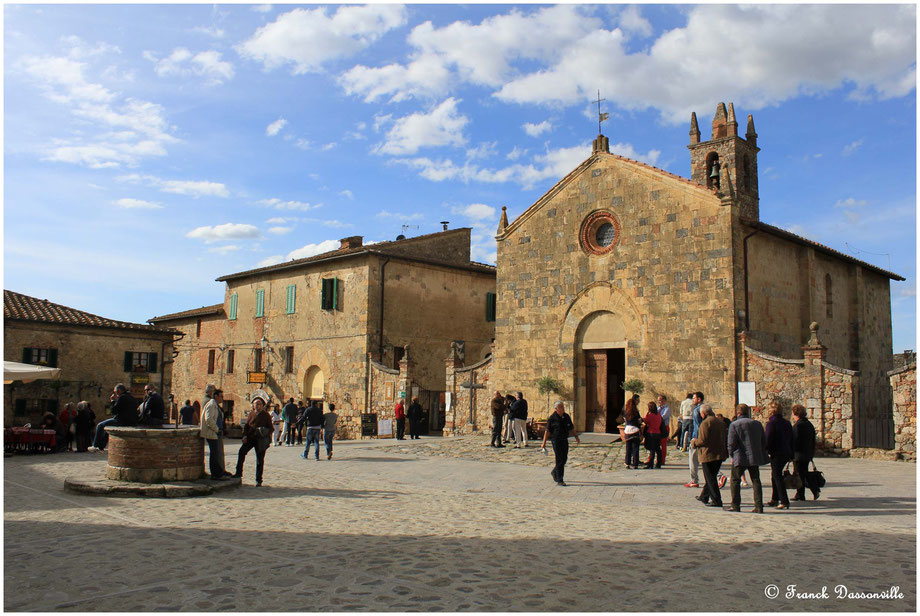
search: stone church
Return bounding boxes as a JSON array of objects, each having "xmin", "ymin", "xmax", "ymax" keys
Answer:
[{"xmin": 491, "ymin": 103, "xmax": 904, "ymax": 445}]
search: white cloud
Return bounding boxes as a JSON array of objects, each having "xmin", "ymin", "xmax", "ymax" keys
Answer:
[
  {"xmin": 321, "ymin": 142, "xmax": 337, "ymax": 151},
  {"xmin": 266, "ymin": 117, "xmax": 287, "ymax": 136},
  {"xmin": 376, "ymin": 210, "xmax": 424, "ymax": 221},
  {"xmin": 339, "ymin": 189, "xmax": 354, "ymax": 199},
  {"xmin": 506, "ymin": 146, "xmax": 527, "ymax": 161},
  {"xmin": 466, "ymin": 141, "xmax": 497, "ymax": 161},
  {"xmin": 522, "ymin": 120, "xmax": 552, "ymax": 137},
  {"xmin": 114, "ymin": 198, "xmax": 163, "ymax": 210},
  {"xmin": 117, "ymin": 173, "xmax": 230, "ymax": 198},
  {"xmin": 287, "ymin": 239, "xmax": 341, "ymax": 260},
  {"xmin": 618, "ymin": 5, "xmax": 653, "ymax": 38},
  {"xmin": 209, "ymin": 245, "xmax": 240, "ymax": 255},
  {"xmin": 21, "ymin": 47, "xmax": 177, "ymax": 168},
  {"xmin": 145, "ymin": 47, "xmax": 234, "ymax": 85},
  {"xmin": 268, "ymin": 226, "xmax": 293, "ymax": 235},
  {"xmin": 266, "ymin": 217, "xmax": 287, "ymax": 224},
  {"xmin": 252, "ymin": 5, "xmax": 273, "ymax": 14},
  {"xmin": 835, "ymin": 197, "xmax": 869, "ymax": 208},
  {"xmin": 186, "ymin": 223, "xmax": 261, "ymax": 243},
  {"xmin": 843, "ymin": 139, "xmax": 864, "ymax": 156},
  {"xmin": 454, "ymin": 203, "xmax": 496, "ymax": 221},
  {"xmin": 191, "ymin": 26, "xmax": 225, "ymax": 38},
  {"xmin": 258, "ymin": 255, "xmax": 285, "ymax": 267},
  {"xmin": 302, "ymin": 218, "xmax": 352, "ymax": 229},
  {"xmin": 239, "ymin": 5, "xmax": 407, "ymax": 74},
  {"xmin": 258, "ymin": 198, "xmax": 321, "ymax": 211},
  {"xmin": 374, "ymin": 98, "xmax": 469, "ymax": 155}
]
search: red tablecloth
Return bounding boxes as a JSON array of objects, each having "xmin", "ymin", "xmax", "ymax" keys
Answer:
[{"xmin": 4, "ymin": 428, "xmax": 56, "ymax": 450}]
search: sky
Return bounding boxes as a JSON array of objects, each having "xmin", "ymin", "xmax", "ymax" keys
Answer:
[{"xmin": 3, "ymin": 3, "xmax": 917, "ymax": 352}]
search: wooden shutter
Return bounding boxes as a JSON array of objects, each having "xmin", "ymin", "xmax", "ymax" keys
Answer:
[
  {"xmin": 286, "ymin": 285, "xmax": 296, "ymax": 314},
  {"xmin": 332, "ymin": 278, "xmax": 339, "ymax": 310},
  {"xmin": 48, "ymin": 349, "xmax": 59, "ymax": 368},
  {"xmin": 22, "ymin": 348, "xmax": 32, "ymax": 363},
  {"xmin": 229, "ymin": 294, "xmax": 238, "ymax": 320},
  {"xmin": 255, "ymin": 290, "xmax": 265, "ymax": 317},
  {"xmin": 486, "ymin": 292, "xmax": 496, "ymax": 321},
  {"xmin": 124, "ymin": 351, "xmax": 133, "ymax": 372},
  {"xmin": 149, "ymin": 352, "xmax": 158, "ymax": 373}
]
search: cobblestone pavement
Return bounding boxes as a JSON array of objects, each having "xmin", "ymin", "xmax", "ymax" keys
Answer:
[{"xmin": 4, "ymin": 435, "xmax": 916, "ymax": 612}]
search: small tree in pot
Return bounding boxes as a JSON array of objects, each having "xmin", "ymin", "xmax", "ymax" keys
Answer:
[{"xmin": 535, "ymin": 376, "xmax": 564, "ymax": 416}]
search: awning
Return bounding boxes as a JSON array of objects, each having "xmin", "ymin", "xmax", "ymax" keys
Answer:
[{"xmin": 4, "ymin": 361, "xmax": 62, "ymax": 385}]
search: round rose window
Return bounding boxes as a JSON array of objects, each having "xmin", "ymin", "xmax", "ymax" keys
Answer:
[{"xmin": 580, "ymin": 210, "xmax": 621, "ymax": 255}]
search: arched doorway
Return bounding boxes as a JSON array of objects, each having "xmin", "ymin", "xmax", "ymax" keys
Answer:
[
  {"xmin": 576, "ymin": 310, "xmax": 627, "ymax": 433},
  {"xmin": 303, "ymin": 365, "xmax": 325, "ymax": 401}
]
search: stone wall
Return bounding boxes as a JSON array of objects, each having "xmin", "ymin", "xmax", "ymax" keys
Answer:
[
  {"xmin": 4, "ymin": 322, "xmax": 174, "ymax": 427},
  {"xmin": 367, "ymin": 357, "xmax": 400, "ymax": 438},
  {"xmin": 444, "ymin": 354, "xmax": 493, "ymax": 435},
  {"xmin": 889, "ymin": 363, "xmax": 916, "ymax": 460}
]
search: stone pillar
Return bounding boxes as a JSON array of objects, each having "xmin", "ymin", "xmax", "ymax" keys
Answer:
[
  {"xmin": 397, "ymin": 345, "xmax": 414, "ymax": 406},
  {"xmin": 802, "ymin": 322, "xmax": 827, "ymax": 448},
  {"xmin": 443, "ymin": 351, "xmax": 463, "ymax": 435}
]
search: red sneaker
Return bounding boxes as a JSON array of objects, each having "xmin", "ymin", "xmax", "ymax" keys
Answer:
[{"xmin": 684, "ymin": 482, "xmax": 699, "ymax": 488}]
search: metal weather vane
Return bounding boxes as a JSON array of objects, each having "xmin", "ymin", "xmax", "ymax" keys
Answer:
[{"xmin": 595, "ymin": 90, "xmax": 609, "ymax": 134}]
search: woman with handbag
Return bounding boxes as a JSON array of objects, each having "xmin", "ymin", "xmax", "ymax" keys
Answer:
[
  {"xmin": 622, "ymin": 398, "xmax": 642, "ymax": 469},
  {"xmin": 233, "ymin": 391, "xmax": 274, "ymax": 487},
  {"xmin": 764, "ymin": 400, "xmax": 794, "ymax": 509},
  {"xmin": 791, "ymin": 404, "xmax": 820, "ymax": 500},
  {"xmin": 642, "ymin": 401, "xmax": 665, "ymax": 469}
]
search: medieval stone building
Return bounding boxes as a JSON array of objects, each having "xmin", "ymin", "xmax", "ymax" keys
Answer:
[
  {"xmin": 489, "ymin": 103, "xmax": 904, "ymax": 449},
  {"xmin": 150, "ymin": 228, "xmax": 495, "ymax": 438},
  {"xmin": 4, "ymin": 290, "xmax": 177, "ymax": 426}
]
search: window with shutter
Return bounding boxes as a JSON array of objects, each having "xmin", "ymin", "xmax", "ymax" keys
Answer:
[
  {"xmin": 207, "ymin": 350, "xmax": 215, "ymax": 374},
  {"xmin": 229, "ymin": 294, "xmax": 238, "ymax": 320},
  {"xmin": 286, "ymin": 284, "xmax": 296, "ymax": 314},
  {"xmin": 254, "ymin": 348, "xmax": 263, "ymax": 372},
  {"xmin": 124, "ymin": 351, "xmax": 133, "ymax": 372},
  {"xmin": 321, "ymin": 278, "xmax": 339, "ymax": 310},
  {"xmin": 486, "ymin": 292, "xmax": 497, "ymax": 322},
  {"xmin": 284, "ymin": 346, "xmax": 294, "ymax": 373},
  {"xmin": 255, "ymin": 289, "xmax": 265, "ymax": 317},
  {"xmin": 227, "ymin": 349, "xmax": 235, "ymax": 374}
]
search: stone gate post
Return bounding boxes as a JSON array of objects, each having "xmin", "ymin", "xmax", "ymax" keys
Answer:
[{"xmin": 802, "ymin": 322, "xmax": 827, "ymax": 448}]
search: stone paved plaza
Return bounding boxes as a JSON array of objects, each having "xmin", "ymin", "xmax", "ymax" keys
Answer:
[{"xmin": 4, "ymin": 435, "xmax": 916, "ymax": 612}]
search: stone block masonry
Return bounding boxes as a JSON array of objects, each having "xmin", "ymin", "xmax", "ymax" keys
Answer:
[{"xmin": 889, "ymin": 362, "xmax": 917, "ymax": 460}]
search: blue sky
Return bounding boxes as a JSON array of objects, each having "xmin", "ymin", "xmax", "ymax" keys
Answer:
[{"xmin": 4, "ymin": 3, "xmax": 916, "ymax": 352}]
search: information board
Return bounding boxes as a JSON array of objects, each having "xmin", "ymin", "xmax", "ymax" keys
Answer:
[
  {"xmin": 737, "ymin": 381, "xmax": 756, "ymax": 405},
  {"xmin": 361, "ymin": 413, "xmax": 378, "ymax": 437},
  {"xmin": 378, "ymin": 419, "xmax": 393, "ymax": 436}
]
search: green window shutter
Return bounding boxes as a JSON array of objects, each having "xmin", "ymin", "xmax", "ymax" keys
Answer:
[
  {"xmin": 149, "ymin": 352, "xmax": 158, "ymax": 373},
  {"xmin": 255, "ymin": 289, "xmax": 264, "ymax": 317},
  {"xmin": 22, "ymin": 348, "xmax": 32, "ymax": 364},
  {"xmin": 229, "ymin": 294, "xmax": 238, "ymax": 320},
  {"xmin": 48, "ymin": 349, "xmax": 59, "ymax": 368},
  {"xmin": 332, "ymin": 278, "xmax": 339, "ymax": 310},
  {"xmin": 486, "ymin": 292, "xmax": 496, "ymax": 322},
  {"xmin": 124, "ymin": 352, "xmax": 133, "ymax": 372},
  {"xmin": 321, "ymin": 278, "xmax": 330, "ymax": 310},
  {"xmin": 286, "ymin": 285, "xmax": 296, "ymax": 314}
]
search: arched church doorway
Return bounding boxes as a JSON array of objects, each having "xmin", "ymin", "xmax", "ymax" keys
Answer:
[
  {"xmin": 303, "ymin": 365, "xmax": 325, "ymax": 401},
  {"xmin": 576, "ymin": 311, "xmax": 627, "ymax": 433}
]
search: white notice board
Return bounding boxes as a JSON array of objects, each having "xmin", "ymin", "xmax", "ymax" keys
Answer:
[
  {"xmin": 378, "ymin": 419, "xmax": 393, "ymax": 436},
  {"xmin": 445, "ymin": 393, "xmax": 452, "ymax": 414},
  {"xmin": 737, "ymin": 381, "xmax": 756, "ymax": 405}
]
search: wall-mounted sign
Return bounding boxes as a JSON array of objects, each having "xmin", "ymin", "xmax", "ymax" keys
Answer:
[
  {"xmin": 248, "ymin": 371, "xmax": 267, "ymax": 384},
  {"xmin": 130, "ymin": 374, "xmax": 149, "ymax": 385},
  {"xmin": 384, "ymin": 381, "xmax": 395, "ymax": 400}
]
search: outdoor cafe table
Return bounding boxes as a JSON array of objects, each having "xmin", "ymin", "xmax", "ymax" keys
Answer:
[{"xmin": 4, "ymin": 427, "xmax": 56, "ymax": 453}]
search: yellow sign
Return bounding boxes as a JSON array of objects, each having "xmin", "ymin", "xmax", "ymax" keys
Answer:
[
  {"xmin": 130, "ymin": 374, "xmax": 149, "ymax": 385},
  {"xmin": 248, "ymin": 371, "xmax": 267, "ymax": 384}
]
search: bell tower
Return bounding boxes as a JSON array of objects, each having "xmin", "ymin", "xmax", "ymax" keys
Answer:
[{"xmin": 688, "ymin": 102, "xmax": 760, "ymax": 220}]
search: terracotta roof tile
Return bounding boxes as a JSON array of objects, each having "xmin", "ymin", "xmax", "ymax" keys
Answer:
[
  {"xmin": 148, "ymin": 303, "xmax": 225, "ymax": 323},
  {"xmin": 4, "ymin": 290, "xmax": 175, "ymax": 333}
]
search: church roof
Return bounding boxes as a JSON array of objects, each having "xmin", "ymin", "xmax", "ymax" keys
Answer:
[
  {"xmin": 148, "ymin": 303, "xmax": 225, "ymax": 324},
  {"xmin": 499, "ymin": 148, "xmax": 716, "ymax": 238},
  {"xmin": 741, "ymin": 219, "xmax": 905, "ymax": 281},
  {"xmin": 4, "ymin": 290, "xmax": 176, "ymax": 334}
]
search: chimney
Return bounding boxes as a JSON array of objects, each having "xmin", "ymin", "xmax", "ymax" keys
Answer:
[
  {"xmin": 440, "ymin": 221, "xmax": 449, "ymax": 231},
  {"xmin": 339, "ymin": 236, "xmax": 363, "ymax": 249}
]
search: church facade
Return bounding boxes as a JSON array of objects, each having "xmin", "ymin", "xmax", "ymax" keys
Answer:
[{"xmin": 491, "ymin": 103, "xmax": 903, "ymax": 440}]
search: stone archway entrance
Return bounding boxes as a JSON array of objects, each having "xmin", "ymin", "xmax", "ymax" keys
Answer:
[
  {"xmin": 576, "ymin": 311, "xmax": 628, "ymax": 433},
  {"xmin": 303, "ymin": 366, "xmax": 325, "ymax": 401}
]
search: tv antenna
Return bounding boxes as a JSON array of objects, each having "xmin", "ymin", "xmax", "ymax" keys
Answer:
[{"xmin": 401, "ymin": 224, "xmax": 419, "ymax": 234}]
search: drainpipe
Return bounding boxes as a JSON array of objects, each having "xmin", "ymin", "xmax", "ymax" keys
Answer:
[{"xmin": 378, "ymin": 256, "xmax": 390, "ymax": 361}]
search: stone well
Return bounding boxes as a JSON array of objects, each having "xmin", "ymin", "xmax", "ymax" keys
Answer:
[{"xmin": 105, "ymin": 426, "xmax": 204, "ymax": 482}]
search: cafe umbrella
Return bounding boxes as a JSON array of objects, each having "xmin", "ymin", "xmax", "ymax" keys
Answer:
[{"xmin": 3, "ymin": 360, "xmax": 62, "ymax": 384}]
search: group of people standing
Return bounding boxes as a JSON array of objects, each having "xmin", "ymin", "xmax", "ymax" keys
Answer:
[
  {"xmin": 393, "ymin": 397, "xmax": 423, "ymax": 440},
  {"xmin": 685, "ymin": 394, "xmax": 821, "ymax": 513},
  {"xmin": 35, "ymin": 401, "xmax": 96, "ymax": 453},
  {"xmin": 489, "ymin": 391, "xmax": 529, "ymax": 448},
  {"xmin": 621, "ymin": 394, "xmax": 671, "ymax": 469}
]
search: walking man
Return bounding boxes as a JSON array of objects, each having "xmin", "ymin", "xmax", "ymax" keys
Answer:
[
  {"xmin": 685, "ymin": 392, "xmax": 704, "ymax": 487},
  {"xmin": 489, "ymin": 391, "xmax": 505, "ymax": 447},
  {"xmin": 301, "ymin": 401, "xmax": 324, "ymax": 460},
  {"xmin": 540, "ymin": 402, "xmax": 580, "ymax": 486},
  {"xmin": 323, "ymin": 403, "xmax": 338, "ymax": 460},
  {"xmin": 726, "ymin": 404, "xmax": 768, "ymax": 513},
  {"xmin": 791, "ymin": 404, "xmax": 820, "ymax": 501},
  {"xmin": 691, "ymin": 404, "xmax": 728, "ymax": 507}
]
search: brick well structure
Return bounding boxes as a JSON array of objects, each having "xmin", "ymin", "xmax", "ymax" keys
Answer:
[{"xmin": 105, "ymin": 426, "xmax": 204, "ymax": 482}]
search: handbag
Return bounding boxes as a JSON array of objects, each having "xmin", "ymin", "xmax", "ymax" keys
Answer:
[
  {"xmin": 782, "ymin": 463, "xmax": 802, "ymax": 489},
  {"xmin": 806, "ymin": 461, "xmax": 826, "ymax": 488}
]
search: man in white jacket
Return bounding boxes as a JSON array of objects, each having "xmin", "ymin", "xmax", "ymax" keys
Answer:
[{"xmin": 200, "ymin": 385, "xmax": 229, "ymax": 480}]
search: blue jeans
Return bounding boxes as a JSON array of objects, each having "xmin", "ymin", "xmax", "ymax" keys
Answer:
[
  {"xmin": 680, "ymin": 419, "xmax": 693, "ymax": 448},
  {"xmin": 92, "ymin": 418, "xmax": 119, "ymax": 450},
  {"xmin": 324, "ymin": 430, "xmax": 334, "ymax": 455},
  {"xmin": 304, "ymin": 428, "xmax": 322, "ymax": 459}
]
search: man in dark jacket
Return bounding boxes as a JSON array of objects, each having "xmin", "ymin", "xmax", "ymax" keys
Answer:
[
  {"xmin": 281, "ymin": 398, "xmax": 298, "ymax": 446},
  {"xmin": 490, "ymin": 391, "xmax": 505, "ymax": 447},
  {"xmin": 690, "ymin": 404, "xmax": 728, "ymax": 507},
  {"xmin": 765, "ymin": 401, "xmax": 794, "ymax": 509},
  {"xmin": 301, "ymin": 401, "xmax": 325, "ymax": 460},
  {"xmin": 726, "ymin": 404, "xmax": 769, "ymax": 513},
  {"xmin": 510, "ymin": 392, "xmax": 529, "ymax": 447},
  {"xmin": 791, "ymin": 404, "xmax": 820, "ymax": 501},
  {"xmin": 407, "ymin": 397, "xmax": 423, "ymax": 439},
  {"xmin": 139, "ymin": 385, "xmax": 165, "ymax": 426},
  {"xmin": 90, "ymin": 383, "xmax": 138, "ymax": 452}
]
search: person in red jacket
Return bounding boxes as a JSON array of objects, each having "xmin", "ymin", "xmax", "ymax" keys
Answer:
[
  {"xmin": 394, "ymin": 400, "xmax": 406, "ymax": 440},
  {"xmin": 58, "ymin": 402, "xmax": 77, "ymax": 452}
]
